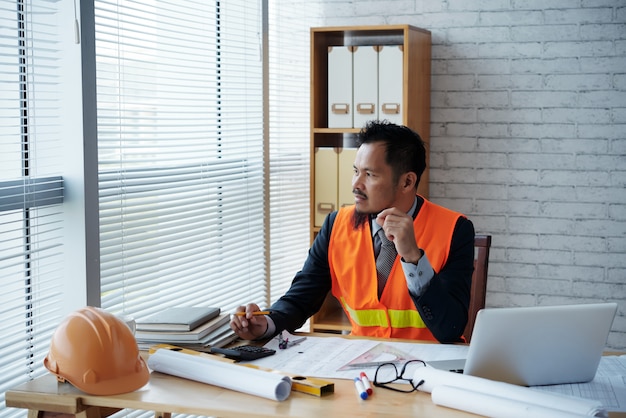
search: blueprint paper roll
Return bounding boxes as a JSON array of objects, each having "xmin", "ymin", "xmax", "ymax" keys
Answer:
[
  {"xmin": 432, "ymin": 385, "xmax": 591, "ymax": 418},
  {"xmin": 413, "ymin": 366, "xmax": 607, "ymax": 417},
  {"xmin": 148, "ymin": 348, "xmax": 292, "ymax": 401}
]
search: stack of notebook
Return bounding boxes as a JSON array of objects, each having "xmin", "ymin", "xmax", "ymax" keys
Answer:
[{"xmin": 135, "ymin": 306, "xmax": 238, "ymax": 351}]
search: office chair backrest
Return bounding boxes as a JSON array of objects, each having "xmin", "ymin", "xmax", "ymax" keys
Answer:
[{"xmin": 463, "ymin": 234, "xmax": 492, "ymax": 343}]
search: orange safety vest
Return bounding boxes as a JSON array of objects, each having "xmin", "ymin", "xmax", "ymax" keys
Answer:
[{"xmin": 328, "ymin": 197, "xmax": 463, "ymax": 340}]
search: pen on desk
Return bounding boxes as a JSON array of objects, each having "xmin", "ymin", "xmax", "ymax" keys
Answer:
[
  {"xmin": 360, "ymin": 372, "xmax": 373, "ymax": 395},
  {"xmin": 234, "ymin": 311, "xmax": 271, "ymax": 316},
  {"xmin": 354, "ymin": 377, "xmax": 368, "ymax": 400}
]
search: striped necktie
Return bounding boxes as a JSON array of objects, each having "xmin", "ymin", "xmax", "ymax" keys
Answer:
[{"xmin": 376, "ymin": 228, "xmax": 397, "ymax": 298}]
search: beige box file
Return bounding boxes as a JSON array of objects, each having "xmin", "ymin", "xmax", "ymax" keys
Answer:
[
  {"xmin": 352, "ymin": 46, "xmax": 378, "ymax": 129},
  {"xmin": 378, "ymin": 45, "xmax": 403, "ymax": 125},
  {"xmin": 337, "ymin": 148, "xmax": 357, "ymax": 208},
  {"xmin": 314, "ymin": 148, "xmax": 339, "ymax": 227},
  {"xmin": 327, "ymin": 46, "xmax": 353, "ymax": 128}
]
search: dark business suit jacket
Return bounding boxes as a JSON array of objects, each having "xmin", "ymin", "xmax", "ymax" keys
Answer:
[{"xmin": 269, "ymin": 201, "xmax": 475, "ymax": 343}]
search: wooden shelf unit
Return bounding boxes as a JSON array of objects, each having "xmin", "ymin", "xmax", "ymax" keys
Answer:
[{"xmin": 309, "ymin": 25, "xmax": 431, "ymax": 333}]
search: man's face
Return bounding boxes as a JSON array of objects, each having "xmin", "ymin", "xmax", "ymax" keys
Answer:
[{"xmin": 352, "ymin": 142, "xmax": 400, "ymax": 214}]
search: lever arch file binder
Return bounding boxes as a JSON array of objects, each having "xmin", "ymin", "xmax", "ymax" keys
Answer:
[
  {"xmin": 353, "ymin": 46, "xmax": 378, "ymax": 128},
  {"xmin": 337, "ymin": 147, "xmax": 357, "ymax": 209},
  {"xmin": 314, "ymin": 147, "xmax": 338, "ymax": 227},
  {"xmin": 327, "ymin": 46, "xmax": 353, "ymax": 128},
  {"xmin": 378, "ymin": 45, "xmax": 403, "ymax": 125}
]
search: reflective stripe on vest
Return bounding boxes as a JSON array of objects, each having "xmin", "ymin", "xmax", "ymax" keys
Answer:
[{"xmin": 341, "ymin": 297, "xmax": 427, "ymax": 329}]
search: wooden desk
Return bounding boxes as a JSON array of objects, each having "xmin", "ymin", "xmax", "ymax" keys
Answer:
[
  {"xmin": 7, "ymin": 339, "xmax": 625, "ymax": 418},
  {"xmin": 7, "ymin": 369, "xmax": 478, "ymax": 418}
]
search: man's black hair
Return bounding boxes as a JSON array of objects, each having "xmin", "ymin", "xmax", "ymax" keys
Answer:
[{"xmin": 356, "ymin": 120, "xmax": 427, "ymax": 186}]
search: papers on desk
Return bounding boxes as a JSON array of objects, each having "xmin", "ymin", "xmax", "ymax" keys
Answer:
[
  {"xmin": 254, "ymin": 334, "xmax": 626, "ymax": 413},
  {"xmin": 532, "ymin": 355, "xmax": 626, "ymax": 413},
  {"xmin": 256, "ymin": 333, "xmax": 469, "ymax": 379},
  {"xmin": 147, "ymin": 348, "xmax": 292, "ymax": 401}
]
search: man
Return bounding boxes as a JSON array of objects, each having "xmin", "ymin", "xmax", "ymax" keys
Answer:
[{"xmin": 232, "ymin": 120, "xmax": 475, "ymax": 343}]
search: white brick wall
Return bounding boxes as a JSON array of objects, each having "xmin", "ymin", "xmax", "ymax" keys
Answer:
[{"xmin": 314, "ymin": 0, "xmax": 626, "ymax": 349}]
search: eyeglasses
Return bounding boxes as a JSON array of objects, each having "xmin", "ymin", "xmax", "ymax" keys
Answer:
[{"xmin": 373, "ymin": 360, "xmax": 426, "ymax": 393}]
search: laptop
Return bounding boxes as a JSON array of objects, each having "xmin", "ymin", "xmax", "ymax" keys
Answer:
[{"xmin": 428, "ymin": 302, "xmax": 617, "ymax": 386}]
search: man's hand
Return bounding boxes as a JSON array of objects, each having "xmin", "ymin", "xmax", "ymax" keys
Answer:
[
  {"xmin": 230, "ymin": 303, "xmax": 268, "ymax": 340},
  {"xmin": 376, "ymin": 208, "xmax": 422, "ymax": 264}
]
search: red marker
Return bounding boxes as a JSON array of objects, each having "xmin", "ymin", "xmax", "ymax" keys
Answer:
[{"xmin": 360, "ymin": 372, "xmax": 373, "ymax": 395}]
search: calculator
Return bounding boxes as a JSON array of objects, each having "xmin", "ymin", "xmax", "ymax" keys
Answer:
[{"xmin": 210, "ymin": 345, "xmax": 276, "ymax": 361}]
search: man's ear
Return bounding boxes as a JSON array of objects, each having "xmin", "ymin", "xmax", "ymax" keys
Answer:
[{"xmin": 401, "ymin": 172, "xmax": 418, "ymax": 191}]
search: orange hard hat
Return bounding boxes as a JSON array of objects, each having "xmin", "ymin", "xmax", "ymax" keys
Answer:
[{"xmin": 44, "ymin": 306, "xmax": 149, "ymax": 395}]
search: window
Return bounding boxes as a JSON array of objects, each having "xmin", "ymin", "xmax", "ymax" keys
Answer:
[
  {"xmin": 0, "ymin": 0, "xmax": 78, "ymax": 414},
  {"xmin": 0, "ymin": 1, "xmax": 315, "ymax": 416},
  {"xmin": 267, "ymin": 1, "xmax": 321, "ymax": 303},
  {"xmin": 95, "ymin": 1, "xmax": 266, "ymax": 319},
  {"xmin": 94, "ymin": 0, "xmax": 317, "ymax": 323}
]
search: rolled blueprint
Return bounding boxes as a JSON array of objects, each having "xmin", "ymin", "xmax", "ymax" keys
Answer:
[
  {"xmin": 432, "ymin": 385, "xmax": 592, "ymax": 418},
  {"xmin": 148, "ymin": 348, "xmax": 292, "ymax": 401},
  {"xmin": 413, "ymin": 366, "xmax": 607, "ymax": 418}
]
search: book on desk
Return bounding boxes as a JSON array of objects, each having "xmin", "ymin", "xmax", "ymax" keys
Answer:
[
  {"xmin": 136, "ymin": 311, "xmax": 236, "ymax": 351},
  {"xmin": 136, "ymin": 306, "xmax": 221, "ymax": 332}
]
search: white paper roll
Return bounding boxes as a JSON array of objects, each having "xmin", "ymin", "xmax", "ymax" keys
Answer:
[
  {"xmin": 413, "ymin": 366, "xmax": 607, "ymax": 417},
  {"xmin": 432, "ymin": 385, "xmax": 591, "ymax": 418},
  {"xmin": 148, "ymin": 348, "xmax": 292, "ymax": 401}
]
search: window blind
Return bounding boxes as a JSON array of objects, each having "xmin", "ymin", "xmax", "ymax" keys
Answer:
[
  {"xmin": 0, "ymin": 0, "xmax": 67, "ymax": 415},
  {"xmin": 267, "ymin": 2, "xmax": 321, "ymax": 304},
  {"xmin": 0, "ymin": 0, "xmax": 317, "ymax": 416},
  {"xmin": 95, "ymin": 0, "xmax": 266, "ymax": 320}
]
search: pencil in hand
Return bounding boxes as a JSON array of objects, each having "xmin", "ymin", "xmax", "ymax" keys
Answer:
[{"xmin": 234, "ymin": 311, "xmax": 271, "ymax": 316}]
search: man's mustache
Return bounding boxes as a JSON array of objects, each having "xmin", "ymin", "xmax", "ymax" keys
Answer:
[{"xmin": 353, "ymin": 189, "xmax": 367, "ymax": 199}]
